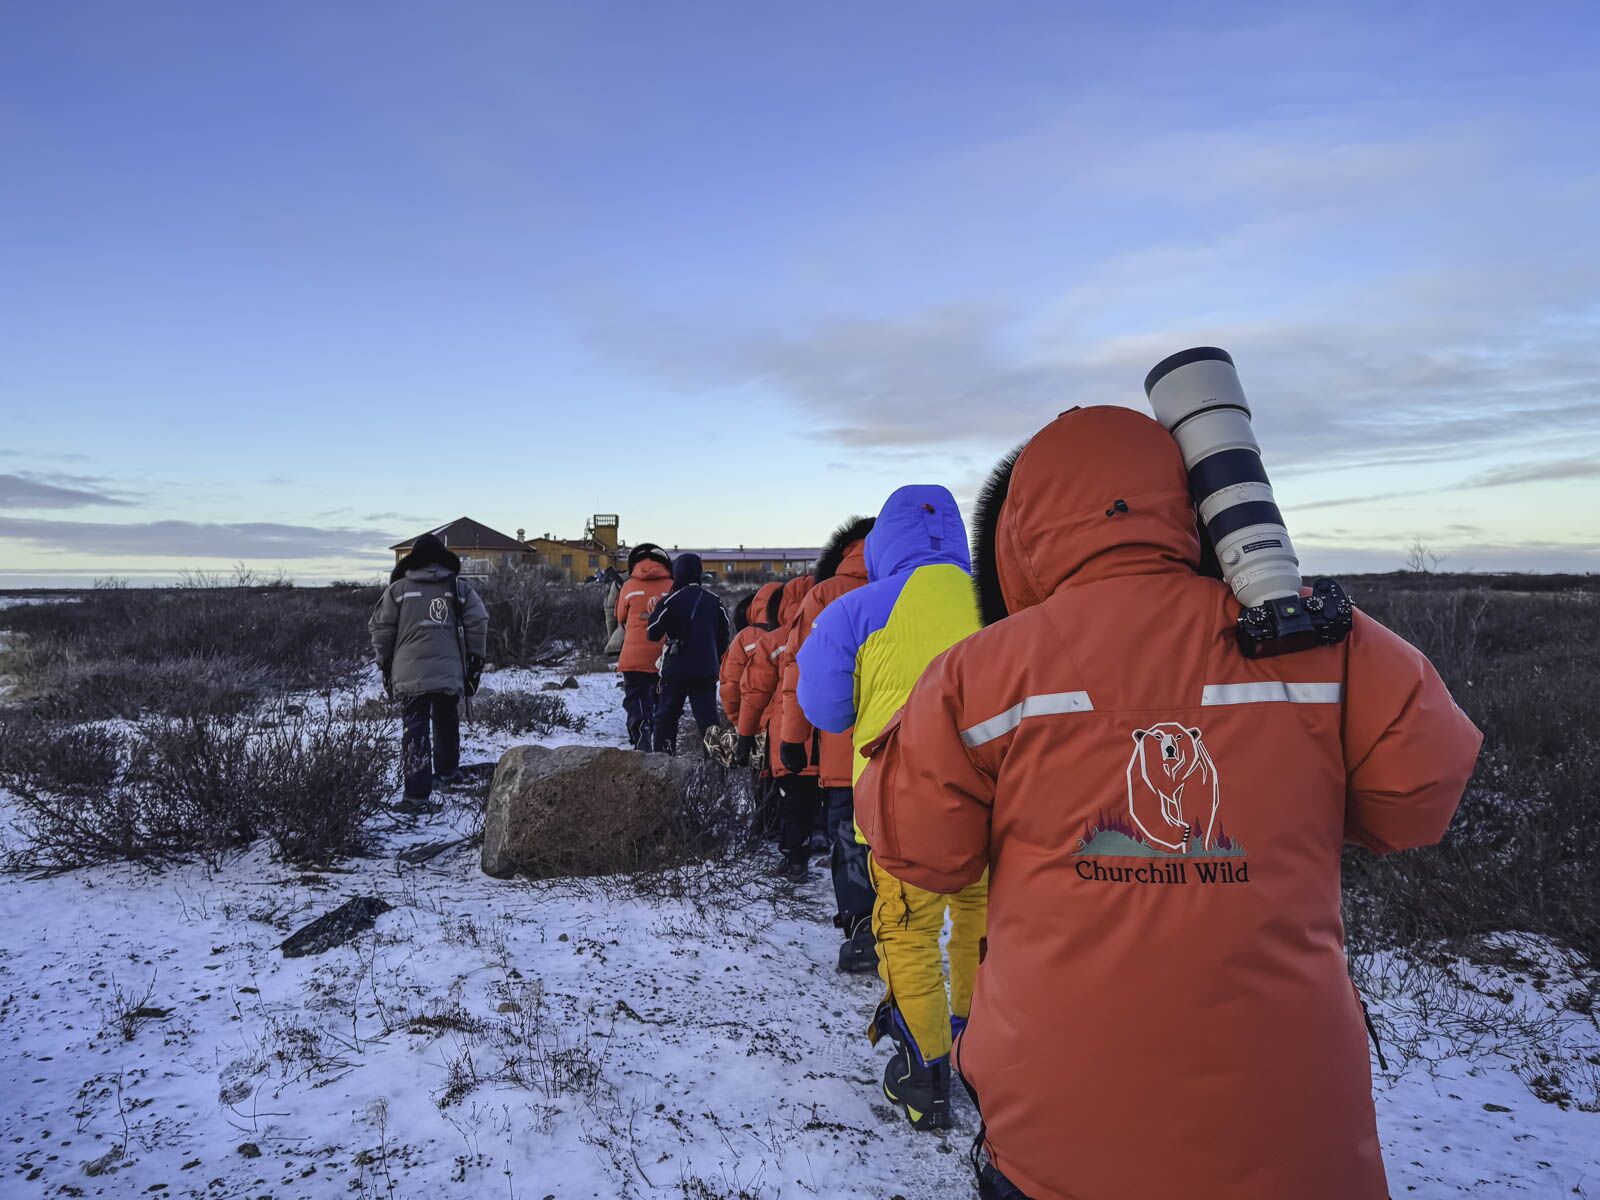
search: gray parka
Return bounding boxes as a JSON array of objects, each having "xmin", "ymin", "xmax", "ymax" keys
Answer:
[{"xmin": 368, "ymin": 565, "xmax": 489, "ymax": 696}]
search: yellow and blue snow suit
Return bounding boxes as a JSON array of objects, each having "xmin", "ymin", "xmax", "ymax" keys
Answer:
[{"xmin": 795, "ymin": 484, "xmax": 985, "ymax": 1065}]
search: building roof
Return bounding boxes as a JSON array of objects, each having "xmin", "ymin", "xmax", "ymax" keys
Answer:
[
  {"xmin": 390, "ymin": 517, "xmax": 528, "ymax": 554},
  {"xmin": 673, "ymin": 547, "xmax": 822, "ymax": 563}
]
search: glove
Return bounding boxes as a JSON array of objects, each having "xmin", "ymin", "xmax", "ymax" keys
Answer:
[
  {"xmin": 465, "ymin": 653, "xmax": 484, "ymax": 697},
  {"xmin": 734, "ymin": 735, "xmax": 756, "ymax": 767},
  {"xmin": 779, "ymin": 740, "xmax": 809, "ymax": 776}
]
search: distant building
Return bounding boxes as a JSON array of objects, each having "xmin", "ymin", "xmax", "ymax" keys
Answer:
[
  {"xmin": 528, "ymin": 514, "xmax": 623, "ymax": 580},
  {"xmin": 388, "ymin": 516, "xmax": 816, "ymax": 583},
  {"xmin": 390, "ymin": 518, "xmax": 536, "ymax": 577},
  {"xmin": 673, "ymin": 546, "xmax": 821, "ymax": 580}
]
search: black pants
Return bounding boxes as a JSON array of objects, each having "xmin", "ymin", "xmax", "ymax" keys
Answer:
[
  {"xmin": 752, "ymin": 771, "xmax": 781, "ymax": 840},
  {"xmin": 621, "ymin": 671, "xmax": 658, "ymax": 750},
  {"xmin": 653, "ymin": 674, "xmax": 718, "ymax": 755},
  {"xmin": 977, "ymin": 1162, "xmax": 1031, "ymax": 1200},
  {"xmin": 401, "ymin": 692, "xmax": 460, "ymax": 800},
  {"xmin": 776, "ymin": 774, "xmax": 822, "ymax": 864},
  {"xmin": 823, "ymin": 786, "xmax": 874, "ymax": 932}
]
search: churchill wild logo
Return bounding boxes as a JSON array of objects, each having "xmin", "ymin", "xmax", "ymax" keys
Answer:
[
  {"xmin": 428, "ymin": 596, "xmax": 451, "ymax": 625},
  {"xmin": 1074, "ymin": 721, "xmax": 1248, "ymax": 885}
]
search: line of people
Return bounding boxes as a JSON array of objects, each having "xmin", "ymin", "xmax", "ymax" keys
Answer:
[{"xmin": 611, "ymin": 405, "xmax": 1484, "ymax": 1200}]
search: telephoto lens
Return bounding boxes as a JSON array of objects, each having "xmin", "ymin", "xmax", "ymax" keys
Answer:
[{"xmin": 1145, "ymin": 346, "xmax": 1352, "ymax": 657}]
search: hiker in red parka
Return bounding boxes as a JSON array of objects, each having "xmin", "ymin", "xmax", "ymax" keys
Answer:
[
  {"xmin": 854, "ymin": 406, "xmax": 1483, "ymax": 1200},
  {"xmin": 738, "ymin": 573, "xmax": 815, "ymax": 878},
  {"xmin": 615, "ymin": 543, "xmax": 673, "ymax": 749},
  {"xmin": 779, "ymin": 516, "xmax": 877, "ymax": 969},
  {"xmin": 721, "ymin": 582, "xmax": 783, "ymax": 733}
]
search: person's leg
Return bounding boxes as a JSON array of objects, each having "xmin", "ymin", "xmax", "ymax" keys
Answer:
[
  {"xmin": 752, "ymin": 770, "xmax": 780, "ymax": 840},
  {"xmin": 399, "ymin": 694, "xmax": 434, "ymax": 800},
  {"xmin": 431, "ymin": 692, "xmax": 461, "ymax": 779},
  {"xmin": 622, "ymin": 672, "xmax": 655, "ymax": 749},
  {"xmin": 686, "ymin": 681, "xmax": 719, "ymax": 736},
  {"xmin": 946, "ymin": 869, "xmax": 989, "ymax": 1034},
  {"xmin": 653, "ymin": 676, "xmax": 689, "ymax": 754},
  {"xmin": 825, "ymin": 787, "xmax": 873, "ymax": 927},
  {"xmin": 776, "ymin": 774, "xmax": 821, "ymax": 867}
]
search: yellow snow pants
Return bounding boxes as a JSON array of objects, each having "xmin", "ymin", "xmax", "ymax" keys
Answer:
[{"xmin": 867, "ymin": 857, "xmax": 989, "ymax": 1063}]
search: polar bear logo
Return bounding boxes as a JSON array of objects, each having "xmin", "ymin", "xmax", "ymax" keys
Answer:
[
  {"xmin": 428, "ymin": 596, "xmax": 450, "ymax": 625},
  {"xmin": 1126, "ymin": 723, "xmax": 1220, "ymax": 854}
]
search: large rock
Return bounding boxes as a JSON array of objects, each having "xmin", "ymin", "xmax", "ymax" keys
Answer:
[{"xmin": 481, "ymin": 744, "xmax": 699, "ymax": 879}]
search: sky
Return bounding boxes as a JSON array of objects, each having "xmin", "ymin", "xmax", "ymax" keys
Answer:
[{"xmin": 2, "ymin": 1, "xmax": 1598, "ymax": 586}]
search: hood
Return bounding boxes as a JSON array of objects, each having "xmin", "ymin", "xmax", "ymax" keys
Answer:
[
  {"xmin": 778, "ymin": 574, "xmax": 813, "ymax": 626},
  {"xmin": 974, "ymin": 406, "xmax": 1198, "ymax": 624},
  {"xmin": 628, "ymin": 542, "xmax": 672, "ymax": 572},
  {"xmin": 391, "ymin": 531, "xmax": 460, "ymax": 582},
  {"xmin": 629, "ymin": 558, "xmax": 671, "ymax": 584},
  {"xmin": 746, "ymin": 581, "xmax": 784, "ymax": 631},
  {"xmin": 815, "ymin": 516, "xmax": 875, "ymax": 583},
  {"xmin": 865, "ymin": 485, "xmax": 971, "ymax": 583},
  {"xmin": 733, "ymin": 594, "xmax": 753, "ymax": 632},
  {"xmin": 672, "ymin": 553, "xmax": 704, "ymax": 588}
]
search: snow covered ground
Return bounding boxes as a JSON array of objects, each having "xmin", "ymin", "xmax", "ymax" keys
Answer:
[{"xmin": 1, "ymin": 665, "xmax": 1597, "ymax": 1199}]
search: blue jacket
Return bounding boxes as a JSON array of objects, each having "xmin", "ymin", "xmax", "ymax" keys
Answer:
[
  {"xmin": 647, "ymin": 553, "xmax": 732, "ymax": 682},
  {"xmin": 796, "ymin": 485, "xmax": 980, "ymax": 783}
]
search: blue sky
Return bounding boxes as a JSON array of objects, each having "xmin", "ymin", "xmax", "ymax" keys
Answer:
[{"xmin": 3, "ymin": 1, "xmax": 1597, "ymax": 585}]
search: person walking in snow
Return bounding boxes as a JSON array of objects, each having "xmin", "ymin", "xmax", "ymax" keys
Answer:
[
  {"xmin": 615, "ymin": 544, "xmax": 674, "ymax": 749},
  {"xmin": 781, "ymin": 516, "xmax": 878, "ymax": 972},
  {"xmin": 369, "ymin": 532, "xmax": 489, "ymax": 805},
  {"xmin": 853, "ymin": 407, "xmax": 1483, "ymax": 1200},
  {"xmin": 646, "ymin": 552, "xmax": 731, "ymax": 754},
  {"xmin": 795, "ymin": 485, "xmax": 984, "ymax": 1131}
]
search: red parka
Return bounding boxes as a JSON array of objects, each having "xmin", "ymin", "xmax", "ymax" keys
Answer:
[
  {"xmin": 737, "ymin": 575, "xmax": 813, "ymax": 775},
  {"xmin": 781, "ymin": 523, "xmax": 872, "ymax": 787},
  {"xmin": 856, "ymin": 406, "xmax": 1482, "ymax": 1200},
  {"xmin": 720, "ymin": 581, "xmax": 783, "ymax": 727},
  {"xmin": 614, "ymin": 559, "xmax": 672, "ymax": 674}
]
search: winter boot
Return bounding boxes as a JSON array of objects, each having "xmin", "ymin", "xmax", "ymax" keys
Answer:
[
  {"xmin": 773, "ymin": 855, "xmax": 809, "ymax": 884},
  {"xmin": 882, "ymin": 1042, "xmax": 951, "ymax": 1131},
  {"xmin": 837, "ymin": 918, "xmax": 877, "ymax": 973}
]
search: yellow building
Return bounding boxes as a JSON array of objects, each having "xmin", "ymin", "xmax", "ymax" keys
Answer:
[
  {"xmin": 528, "ymin": 514, "xmax": 623, "ymax": 579},
  {"xmin": 672, "ymin": 546, "xmax": 820, "ymax": 581}
]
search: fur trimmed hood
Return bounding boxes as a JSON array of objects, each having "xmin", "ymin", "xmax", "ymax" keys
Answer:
[
  {"xmin": 627, "ymin": 542, "xmax": 672, "ymax": 572},
  {"xmin": 814, "ymin": 516, "xmax": 875, "ymax": 583},
  {"xmin": 391, "ymin": 532, "xmax": 460, "ymax": 583},
  {"xmin": 971, "ymin": 445, "xmax": 1024, "ymax": 626}
]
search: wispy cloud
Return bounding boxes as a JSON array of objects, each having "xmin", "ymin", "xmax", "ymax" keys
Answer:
[
  {"xmin": 0, "ymin": 473, "xmax": 136, "ymax": 510},
  {"xmin": 0, "ymin": 517, "xmax": 396, "ymax": 560}
]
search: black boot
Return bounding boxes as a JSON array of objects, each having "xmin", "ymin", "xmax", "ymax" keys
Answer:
[
  {"xmin": 836, "ymin": 918, "xmax": 877, "ymax": 973},
  {"xmin": 773, "ymin": 855, "xmax": 809, "ymax": 883},
  {"xmin": 882, "ymin": 1042, "xmax": 951, "ymax": 1131}
]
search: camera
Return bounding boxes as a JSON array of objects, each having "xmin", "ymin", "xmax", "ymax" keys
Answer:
[{"xmin": 1144, "ymin": 346, "xmax": 1352, "ymax": 658}]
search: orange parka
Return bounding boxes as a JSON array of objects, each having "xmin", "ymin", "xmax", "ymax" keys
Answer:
[
  {"xmin": 737, "ymin": 575, "xmax": 813, "ymax": 775},
  {"xmin": 780, "ymin": 520, "xmax": 873, "ymax": 787},
  {"xmin": 856, "ymin": 406, "xmax": 1482, "ymax": 1200},
  {"xmin": 614, "ymin": 558, "xmax": 673, "ymax": 674},
  {"xmin": 720, "ymin": 581, "xmax": 783, "ymax": 727}
]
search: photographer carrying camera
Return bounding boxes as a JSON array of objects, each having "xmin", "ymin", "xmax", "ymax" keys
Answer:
[{"xmin": 855, "ymin": 401, "xmax": 1481, "ymax": 1200}]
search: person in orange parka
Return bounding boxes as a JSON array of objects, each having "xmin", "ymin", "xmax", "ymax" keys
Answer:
[
  {"xmin": 854, "ymin": 406, "xmax": 1482, "ymax": 1200},
  {"xmin": 614, "ymin": 543, "xmax": 673, "ymax": 750},
  {"xmin": 720, "ymin": 581, "xmax": 784, "ymax": 734},
  {"xmin": 778, "ymin": 516, "xmax": 877, "ymax": 970},
  {"xmin": 737, "ymin": 573, "xmax": 814, "ymax": 878}
]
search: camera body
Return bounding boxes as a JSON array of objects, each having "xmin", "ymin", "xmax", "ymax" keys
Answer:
[{"xmin": 1144, "ymin": 346, "xmax": 1352, "ymax": 659}]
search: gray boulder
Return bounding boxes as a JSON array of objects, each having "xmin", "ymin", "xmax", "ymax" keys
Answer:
[{"xmin": 481, "ymin": 744, "xmax": 699, "ymax": 879}]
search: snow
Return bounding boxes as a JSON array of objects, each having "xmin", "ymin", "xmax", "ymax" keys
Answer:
[{"xmin": 1, "ymin": 665, "xmax": 1597, "ymax": 1199}]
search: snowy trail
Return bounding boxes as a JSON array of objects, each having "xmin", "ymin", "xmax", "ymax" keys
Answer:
[{"xmin": 1, "ymin": 667, "xmax": 1596, "ymax": 1199}]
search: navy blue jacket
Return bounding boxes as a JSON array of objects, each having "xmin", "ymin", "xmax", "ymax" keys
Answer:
[{"xmin": 646, "ymin": 554, "xmax": 732, "ymax": 682}]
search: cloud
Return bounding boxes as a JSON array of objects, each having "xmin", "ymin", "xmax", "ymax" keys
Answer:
[
  {"xmin": 1461, "ymin": 457, "xmax": 1600, "ymax": 489},
  {"xmin": 0, "ymin": 517, "xmax": 396, "ymax": 560},
  {"xmin": 0, "ymin": 473, "xmax": 136, "ymax": 510}
]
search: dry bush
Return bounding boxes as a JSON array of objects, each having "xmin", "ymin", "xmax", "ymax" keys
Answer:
[
  {"xmin": 0, "ymin": 702, "xmax": 392, "ymax": 872},
  {"xmin": 0, "ymin": 584, "xmax": 379, "ymax": 719},
  {"xmin": 1343, "ymin": 587, "xmax": 1600, "ymax": 966},
  {"xmin": 472, "ymin": 690, "xmax": 587, "ymax": 737},
  {"xmin": 472, "ymin": 566, "xmax": 606, "ymax": 666}
]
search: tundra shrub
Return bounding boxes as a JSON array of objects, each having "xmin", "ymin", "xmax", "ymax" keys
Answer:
[
  {"xmin": 0, "ymin": 584, "xmax": 379, "ymax": 719},
  {"xmin": 472, "ymin": 567, "xmax": 606, "ymax": 666},
  {"xmin": 473, "ymin": 690, "xmax": 587, "ymax": 737}
]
